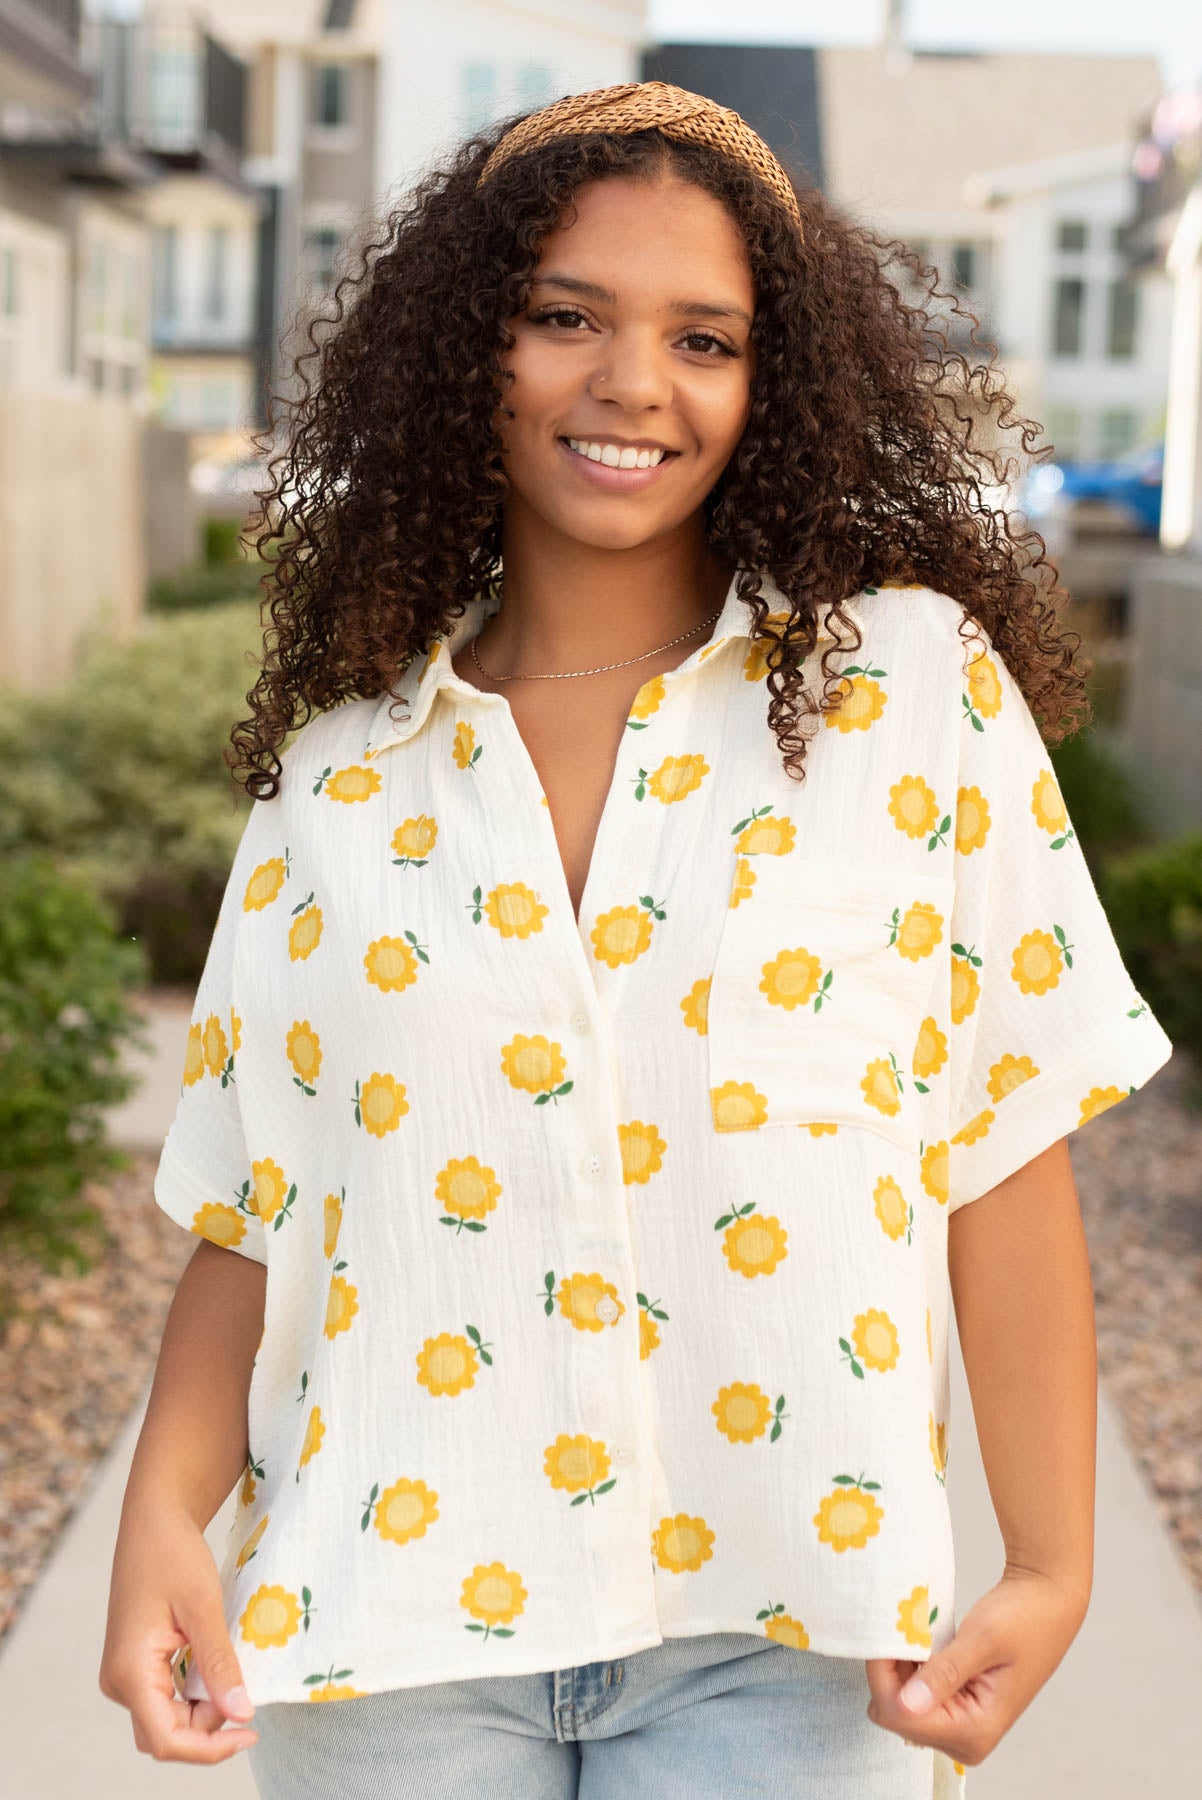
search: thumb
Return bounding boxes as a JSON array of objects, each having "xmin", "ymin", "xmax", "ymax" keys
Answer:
[
  {"xmin": 898, "ymin": 1616, "xmax": 989, "ymax": 1716},
  {"xmin": 180, "ymin": 1603, "xmax": 254, "ymax": 1722}
]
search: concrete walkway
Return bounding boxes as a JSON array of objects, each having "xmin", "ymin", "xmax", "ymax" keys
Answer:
[{"xmin": 1, "ymin": 998, "xmax": 1199, "ymax": 1796}]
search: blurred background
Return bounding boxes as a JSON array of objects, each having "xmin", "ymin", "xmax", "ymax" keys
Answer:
[{"xmin": 0, "ymin": 2, "xmax": 1199, "ymax": 1794}]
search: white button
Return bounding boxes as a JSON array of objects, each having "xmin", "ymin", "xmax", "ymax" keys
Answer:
[
  {"xmin": 595, "ymin": 1295, "xmax": 620, "ymax": 1323},
  {"xmin": 611, "ymin": 1444, "xmax": 633, "ymax": 1464},
  {"xmin": 570, "ymin": 1010, "xmax": 590, "ymax": 1035},
  {"xmin": 580, "ymin": 1153, "xmax": 603, "ymax": 1179}
]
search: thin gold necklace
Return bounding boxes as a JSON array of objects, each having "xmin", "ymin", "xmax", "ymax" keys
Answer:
[{"xmin": 470, "ymin": 594, "xmax": 724, "ymax": 682}]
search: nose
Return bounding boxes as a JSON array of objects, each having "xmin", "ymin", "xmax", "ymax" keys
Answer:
[{"xmin": 587, "ymin": 327, "xmax": 673, "ymax": 411}]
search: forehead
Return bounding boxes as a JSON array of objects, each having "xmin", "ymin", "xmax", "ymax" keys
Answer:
[{"xmin": 535, "ymin": 175, "xmax": 754, "ymax": 298}]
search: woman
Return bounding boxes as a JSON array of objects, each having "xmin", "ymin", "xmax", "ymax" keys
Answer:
[{"xmin": 99, "ymin": 82, "xmax": 1172, "ymax": 1799}]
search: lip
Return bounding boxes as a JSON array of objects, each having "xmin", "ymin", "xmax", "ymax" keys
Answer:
[{"xmin": 556, "ymin": 436, "xmax": 680, "ymax": 491}]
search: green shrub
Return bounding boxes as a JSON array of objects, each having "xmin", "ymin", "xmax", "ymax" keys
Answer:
[
  {"xmin": 1098, "ymin": 832, "xmax": 1202, "ymax": 1075},
  {"xmin": 146, "ymin": 555, "xmax": 268, "ymax": 613},
  {"xmin": 204, "ymin": 515, "xmax": 247, "ymax": 565},
  {"xmin": 0, "ymin": 851, "xmax": 151, "ymax": 1315},
  {"xmin": 1050, "ymin": 723, "xmax": 1156, "ymax": 877},
  {"xmin": 0, "ymin": 600, "xmax": 288, "ymax": 983}
]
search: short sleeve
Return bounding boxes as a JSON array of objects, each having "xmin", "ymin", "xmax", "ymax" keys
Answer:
[
  {"xmin": 152, "ymin": 792, "xmax": 279, "ymax": 1263},
  {"xmin": 944, "ymin": 627, "xmax": 1173, "ymax": 1213}
]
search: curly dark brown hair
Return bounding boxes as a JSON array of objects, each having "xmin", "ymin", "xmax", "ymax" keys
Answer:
[{"xmin": 232, "ymin": 109, "xmax": 1090, "ymax": 801}]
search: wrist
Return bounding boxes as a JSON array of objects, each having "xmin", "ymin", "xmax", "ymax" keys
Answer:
[{"xmin": 1002, "ymin": 1554, "xmax": 1091, "ymax": 1619}]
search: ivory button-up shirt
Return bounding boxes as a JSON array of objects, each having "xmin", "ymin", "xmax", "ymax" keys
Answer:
[{"xmin": 158, "ymin": 570, "xmax": 1171, "ymax": 1797}]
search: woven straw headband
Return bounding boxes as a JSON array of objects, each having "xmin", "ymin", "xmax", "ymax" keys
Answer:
[{"xmin": 475, "ymin": 79, "xmax": 803, "ymax": 237}]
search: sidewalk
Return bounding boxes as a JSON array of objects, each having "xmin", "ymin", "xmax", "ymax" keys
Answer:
[{"xmin": 0, "ymin": 998, "xmax": 1199, "ymax": 1795}]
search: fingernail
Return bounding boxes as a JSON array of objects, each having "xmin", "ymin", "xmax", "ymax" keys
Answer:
[
  {"xmin": 227, "ymin": 1684, "xmax": 254, "ymax": 1719},
  {"xmin": 900, "ymin": 1677, "xmax": 933, "ymax": 1712}
]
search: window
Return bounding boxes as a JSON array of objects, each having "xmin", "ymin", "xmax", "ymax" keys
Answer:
[
  {"xmin": 1056, "ymin": 220, "xmax": 1087, "ymax": 252},
  {"xmin": 461, "ymin": 59, "xmax": 497, "ymax": 130},
  {"xmin": 1099, "ymin": 408, "xmax": 1137, "ymax": 457},
  {"xmin": 306, "ymin": 225, "xmax": 342, "ymax": 291},
  {"xmin": 151, "ymin": 224, "xmax": 177, "ymax": 329},
  {"xmin": 1, "ymin": 244, "xmax": 16, "ymax": 318},
  {"xmin": 1052, "ymin": 277, "xmax": 1085, "ymax": 357},
  {"xmin": 1106, "ymin": 279, "xmax": 1138, "ymax": 358},
  {"xmin": 121, "ymin": 247, "xmax": 140, "ymax": 340},
  {"xmin": 201, "ymin": 377, "xmax": 235, "ymax": 429},
  {"xmin": 950, "ymin": 242, "xmax": 976, "ymax": 289},
  {"xmin": 1046, "ymin": 404, "xmax": 1081, "ymax": 461},
  {"xmin": 204, "ymin": 225, "xmax": 229, "ymax": 322},
  {"xmin": 1110, "ymin": 223, "xmax": 1127, "ymax": 253},
  {"xmin": 313, "ymin": 64, "xmax": 347, "ymax": 127},
  {"xmin": 517, "ymin": 62, "xmax": 554, "ymax": 110}
]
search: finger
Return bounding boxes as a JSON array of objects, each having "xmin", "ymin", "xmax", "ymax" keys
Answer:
[
  {"xmin": 174, "ymin": 1602, "xmax": 256, "ymax": 1724},
  {"xmin": 863, "ymin": 1657, "xmax": 920, "ymax": 1706},
  {"xmin": 132, "ymin": 1669, "xmax": 258, "ymax": 1763}
]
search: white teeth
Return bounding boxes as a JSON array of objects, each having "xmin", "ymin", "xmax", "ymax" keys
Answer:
[{"xmin": 566, "ymin": 438, "xmax": 667, "ymax": 469}]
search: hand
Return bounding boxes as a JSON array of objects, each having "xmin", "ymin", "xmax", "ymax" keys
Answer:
[
  {"xmin": 864, "ymin": 1564, "xmax": 1089, "ymax": 1767},
  {"xmin": 98, "ymin": 1496, "xmax": 259, "ymax": 1763}
]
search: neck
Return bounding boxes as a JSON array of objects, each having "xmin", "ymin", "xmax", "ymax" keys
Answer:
[{"xmin": 478, "ymin": 514, "xmax": 733, "ymax": 677}]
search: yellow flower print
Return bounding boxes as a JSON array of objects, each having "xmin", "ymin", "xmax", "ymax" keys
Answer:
[
  {"xmin": 888, "ymin": 775, "xmax": 942, "ymax": 841},
  {"xmin": 925, "ymin": 1306, "xmax": 933, "ymax": 1363},
  {"xmin": 324, "ymin": 1270, "xmax": 358, "ymax": 1339},
  {"xmin": 861, "ymin": 1054, "xmax": 903, "ymax": 1118},
  {"xmin": 371, "ymin": 1477, "xmax": 440, "ymax": 1545},
  {"xmin": 240, "ymin": 1584, "xmax": 305, "ymax": 1650},
  {"xmin": 299, "ymin": 1404, "xmax": 325, "ymax": 1468},
  {"xmin": 416, "ymin": 1328, "xmax": 491, "ymax": 1396},
  {"xmin": 729, "ymin": 853, "xmax": 757, "ymax": 905},
  {"xmin": 323, "ymin": 1189, "xmax": 344, "ymax": 1259},
  {"xmin": 190, "ymin": 1199, "xmax": 256, "ymax": 1253},
  {"xmin": 912, "ymin": 1015, "xmax": 947, "ymax": 1084},
  {"xmin": 642, "ymin": 753, "xmax": 709, "ymax": 803},
  {"xmin": 618, "ymin": 1120, "xmax": 667, "ymax": 1186},
  {"xmin": 1031, "ymin": 769, "xmax": 1072, "ymax": 844},
  {"xmin": 230, "ymin": 1006, "xmax": 242, "ymax": 1053},
  {"xmin": 760, "ymin": 944, "xmax": 826, "ymax": 1010},
  {"xmin": 391, "ymin": 814, "xmax": 438, "ymax": 866},
  {"xmin": 986, "ymin": 1052, "xmax": 1039, "ymax": 1103},
  {"xmin": 500, "ymin": 1033, "xmax": 570, "ymax": 1102},
  {"xmin": 712, "ymin": 1382, "xmax": 783, "ymax": 1443},
  {"xmin": 711, "ymin": 1078, "xmax": 769, "ymax": 1131},
  {"xmin": 897, "ymin": 1585, "xmax": 936, "ymax": 1648},
  {"xmin": 244, "ymin": 856, "xmax": 287, "ymax": 911},
  {"xmin": 553, "ymin": 1273, "xmax": 625, "ymax": 1332},
  {"xmin": 638, "ymin": 1293, "xmax": 667, "ymax": 1359},
  {"xmin": 733, "ymin": 810, "xmax": 796, "ymax": 858},
  {"xmin": 321, "ymin": 765, "xmax": 382, "ymax": 805},
  {"xmin": 483, "ymin": 882, "xmax": 549, "ymax": 938},
  {"xmin": 651, "ymin": 1513, "xmax": 715, "ymax": 1573},
  {"xmin": 813, "ymin": 1474, "xmax": 884, "ymax": 1550},
  {"xmin": 235, "ymin": 1514, "xmax": 268, "ymax": 1569},
  {"xmin": 1012, "ymin": 926, "xmax": 1071, "ymax": 993},
  {"xmin": 893, "ymin": 901, "xmax": 946, "ymax": 961},
  {"xmin": 364, "ymin": 933, "xmax": 424, "ymax": 994},
  {"xmin": 825, "ymin": 671, "xmax": 887, "ymax": 733},
  {"xmin": 963, "ymin": 645, "xmax": 1003, "ymax": 723},
  {"xmin": 452, "ymin": 720, "xmax": 481, "ymax": 771},
  {"xmin": 873, "ymin": 1174, "xmax": 911, "ymax": 1241},
  {"xmin": 181, "ymin": 1021, "xmax": 205, "ymax": 1087},
  {"xmin": 252, "ymin": 1157, "xmax": 293, "ymax": 1227},
  {"xmin": 680, "ymin": 976, "xmax": 710, "ymax": 1035},
  {"xmin": 951, "ymin": 1108, "xmax": 994, "ymax": 1147},
  {"xmin": 800, "ymin": 1121, "xmax": 838, "ymax": 1135},
  {"xmin": 627, "ymin": 674, "xmax": 665, "ymax": 723},
  {"xmin": 240, "ymin": 1456, "xmax": 263, "ymax": 1508},
  {"xmin": 955, "ymin": 784, "xmax": 991, "ymax": 854},
  {"xmin": 762, "ymin": 1608, "xmax": 810, "ymax": 1650},
  {"xmin": 929, "ymin": 1413, "xmax": 948, "ymax": 1481},
  {"xmin": 436, "ymin": 1156, "xmax": 502, "ymax": 1231},
  {"xmin": 288, "ymin": 900, "xmax": 324, "ymax": 961},
  {"xmin": 460, "ymin": 1562, "xmax": 526, "ymax": 1637},
  {"xmin": 742, "ymin": 613, "xmax": 793, "ymax": 682},
  {"xmin": 354, "ymin": 1071, "xmax": 410, "ymax": 1136},
  {"xmin": 1079, "ymin": 1084, "xmax": 1129, "ymax": 1123},
  {"xmin": 718, "ymin": 1203, "xmax": 788, "ymax": 1279},
  {"xmin": 286, "ymin": 1020, "xmax": 323, "ymax": 1093},
  {"xmin": 543, "ymin": 1434, "xmax": 615, "ymax": 1504},
  {"xmin": 590, "ymin": 903, "xmax": 655, "ymax": 967},
  {"xmin": 950, "ymin": 947, "xmax": 981, "ymax": 1023},
  {"xmin": 202, "ymin": 1013, "xmax": 230, "ymax": 1079},
  {"xmin": 920, "ymin": 1140, "xmax": 950, "ymax": 1205},
  {"xmin": 307, "ymin": 1677, "xmax": 369, "ymax": 1702},
  {"xmin": 845, "ymin": 1309, "xmax": 900, "ymax": 1376}
]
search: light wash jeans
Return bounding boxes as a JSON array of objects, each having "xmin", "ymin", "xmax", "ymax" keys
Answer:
[{"xmin": 246, "ymin": 1629, "xmax": 941, "ymax": 1798}]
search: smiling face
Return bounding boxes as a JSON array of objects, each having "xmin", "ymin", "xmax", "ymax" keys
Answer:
[{"xmin": 494, "ymin": 171, "xmax": 758, "ymax": 551}]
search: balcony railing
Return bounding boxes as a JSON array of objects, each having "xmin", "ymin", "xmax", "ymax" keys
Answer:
[{"xmin": 80, "ymin": 13, "xmax": 246, "ymax": 163}]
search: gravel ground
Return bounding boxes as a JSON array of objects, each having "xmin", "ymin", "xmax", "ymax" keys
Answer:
[{"xmin": 0, "ymin": 1051, "xmax": 1199, "ymax": 1645}]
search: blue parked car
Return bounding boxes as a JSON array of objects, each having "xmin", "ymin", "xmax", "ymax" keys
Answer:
[{"xmin": 1018, "ymin": 440, "xmax": 1163, "ymax": 536}]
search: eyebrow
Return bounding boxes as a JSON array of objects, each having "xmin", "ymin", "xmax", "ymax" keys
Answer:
[{"xmin": 530, "ymin": 272, "xmax": 753, "ymax": 329}]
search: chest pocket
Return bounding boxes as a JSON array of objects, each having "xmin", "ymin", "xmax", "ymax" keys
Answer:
[{"xmin": 706, "ymin": 853, "xmax": 956, "ymax": 1156}]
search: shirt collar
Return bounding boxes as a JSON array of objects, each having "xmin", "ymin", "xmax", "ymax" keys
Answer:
[{"xmin": 363, "ymin": 568, "xmax": 865, "ymax": 760}]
